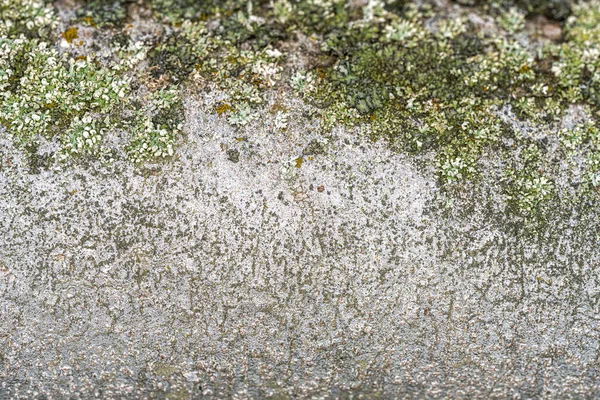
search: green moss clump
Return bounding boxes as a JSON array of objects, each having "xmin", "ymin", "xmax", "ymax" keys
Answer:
[
  {"xmin": 548, "ymin": 2, "xmax": 600, "ymax": 107},
  {"xmin": 77, "ymin": 0, "xmax": 129, "ymax": 27},
  {"xmin": 148, "ymin": 27, "xmax": 208, "ymax": 83},
  {"xmin": 301, "ymin": 15, "xmax": 506, "ymax": 182}
]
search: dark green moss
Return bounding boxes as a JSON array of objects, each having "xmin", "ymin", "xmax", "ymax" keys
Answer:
[
  {"xmin": 149, "ymin": 33, "xmax": 200, "ymax": 83},
  {"xmin": 309, "ymin": 35, "xmax": 502, "ymax": 167},
  {"xmin": 454, "ymin": 0, "xmax": 572, "ymax": 21},
  {"xmin": 77, "ymin": 0, "xmax": 129, "ymax": 27},
  {"xmin": 303, "ymin": 140, "xmax": 326, "ymax": 156},
  {"xmin": 149, "ymin": 0, "xmax": 253, "ymax": 23}
]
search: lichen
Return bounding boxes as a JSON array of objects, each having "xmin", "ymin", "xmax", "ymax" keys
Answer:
[
  {"xmin": 0, "ymin": 36, "xmax": 129, "ymax": 155},
  {"xmin": 0, "ymin": 0, "xmax": 57, "ymax": 38},
  {"xmin": 0, "ymin": 0, "xmax": 183, "ymax": 161}
]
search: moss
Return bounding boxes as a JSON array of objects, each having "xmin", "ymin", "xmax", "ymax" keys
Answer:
[
  {"xmin": 77, "ymin": 0, "xmax": 129, "ymax": 27},
  {"xmin": 149, "ymin": 31, "xmax": 201, "ymax": 83},
  {"xmin": 548, "ymin": 2, "xmax": 600, "ymax": 108},
  {"xmin": 305, "ymin": 28, "xmax": 507, "ymax": 182}
]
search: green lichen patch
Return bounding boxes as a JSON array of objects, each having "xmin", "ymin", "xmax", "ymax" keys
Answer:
[
  {"xmin": 0, "ymin": 0, "xmax": 57, "ymax": 38},
  {"xmin": 0, "ymin": 0, "xmax": 187, "ymax": 162},
  {"xmin": 0, "ymin": 36, "xmax": 129, "ymax": 154},
  {"xmin": 155, "ymin": 19, "xmax": 286, "ymax": 126},
  {"xmin": 144, "ymin": 17, "xmax": 285, "ymax": 126},
  {"xmin": 125, "ymin": 86, "xmax": 182, "ymax": 162}
]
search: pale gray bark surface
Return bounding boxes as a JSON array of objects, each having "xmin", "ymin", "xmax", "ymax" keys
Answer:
[{"xmin": 1, "ymin": 94, "xmax": 600, "ymax": 398}]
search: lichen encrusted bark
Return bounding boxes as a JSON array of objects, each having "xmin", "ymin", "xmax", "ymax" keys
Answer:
[{"xmin": 2, "ymin": 1, "xmax": 600, "ymax": 398}]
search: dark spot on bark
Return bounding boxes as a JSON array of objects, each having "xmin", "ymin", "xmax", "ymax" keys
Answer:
[{"xmin": 226, "ymin": 149, "xmax": 240, "ymax": 163}]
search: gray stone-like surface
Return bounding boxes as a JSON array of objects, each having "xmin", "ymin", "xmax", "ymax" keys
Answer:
[{"xmin": 1, "ymin": 94, "xmax": 600, "ymax": 398}]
